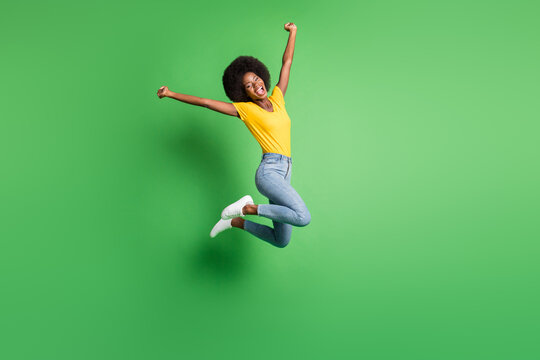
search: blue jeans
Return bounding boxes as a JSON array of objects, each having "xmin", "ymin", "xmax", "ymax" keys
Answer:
[{"xmin": 243, "ymin": 152, "xmax": 311, "ymax": 248}]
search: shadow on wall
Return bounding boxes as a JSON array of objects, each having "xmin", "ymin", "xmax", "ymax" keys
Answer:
[{"xmin": 162, "ymin": 121, "xmax": 253, "ymax": 283}]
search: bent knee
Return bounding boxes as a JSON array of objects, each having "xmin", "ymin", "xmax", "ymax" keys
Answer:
[
  {"xmin": 274, "ymin": 237, "xmax": 290, "ymax": 248},
  {"xmin": 296, "ymin": 209, "xmax": 311, "ymax": 227}
]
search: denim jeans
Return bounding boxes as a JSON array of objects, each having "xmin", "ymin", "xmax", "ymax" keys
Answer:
[{"xmin": 243, "ymin": 152, "xmax": 311, "ymax": 248}]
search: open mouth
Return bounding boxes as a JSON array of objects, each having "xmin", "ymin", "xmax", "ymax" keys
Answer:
[{"xmin": 256, "ymin": 86, "xmax": 264, "ymax": 95}]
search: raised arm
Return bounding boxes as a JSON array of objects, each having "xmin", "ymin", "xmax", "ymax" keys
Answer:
[
  {"xmin": 157, "ymin": 86, "xmax": 238, "ymax": 117},
  {"xmin": 276, "ymin": 22, "xmax": 297, "ymax": 96}
]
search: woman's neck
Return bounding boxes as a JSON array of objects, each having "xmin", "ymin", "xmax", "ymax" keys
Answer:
[{"xmin": 253, "ymin": 97, "xmax": 272, "ymax": 109}]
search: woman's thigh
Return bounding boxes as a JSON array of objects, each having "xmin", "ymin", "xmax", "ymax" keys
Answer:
[{"xmin": 256, "ymin": 165, "xmax": 307, "ymax": 213}]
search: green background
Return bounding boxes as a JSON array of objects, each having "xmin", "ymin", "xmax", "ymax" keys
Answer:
[{"xmin": 2, "ymin": 0, "xmax": 539, "ymax": 359}]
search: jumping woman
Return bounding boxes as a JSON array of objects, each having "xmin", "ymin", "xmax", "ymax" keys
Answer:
[{"xmin": 156, "ymin": 22, "xmax": 310, "ymax": 248}]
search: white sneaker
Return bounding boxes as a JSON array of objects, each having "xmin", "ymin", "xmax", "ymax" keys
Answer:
[
  {"xmin": 210, "ymin": 218, "xmax": 232, "ymax": 238},
  {"xmin": 220, "ymin": 195, "xmax": 254, "ymax": 220}
]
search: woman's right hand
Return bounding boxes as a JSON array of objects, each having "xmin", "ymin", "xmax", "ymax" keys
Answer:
[{"xmin": 157, "ymin": 86, "xmax": 169, "ymax": 99}]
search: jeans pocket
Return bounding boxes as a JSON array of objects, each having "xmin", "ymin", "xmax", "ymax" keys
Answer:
[
  {"xmin": 264, "ymin": 158, "xmax": 279, "ymax": 165},
  {"xmin": 262, "ymin": 163, "xmax": 287, "ymax": 178}
]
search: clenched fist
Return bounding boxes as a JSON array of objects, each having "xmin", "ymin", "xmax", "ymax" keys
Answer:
[
  {"xmin": 157, "ymin": 86, "xmax": 169, "ymax": 99},
  {"xmin": 284, "ymin": 22, "xmax": 297, "ymax": 32}
]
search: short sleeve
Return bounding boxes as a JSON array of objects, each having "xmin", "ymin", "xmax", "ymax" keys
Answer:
[
  {"xmin": 232, "ymin": 102, "xmax": 249, "ymax": 122},
  {"xmin": 270, "ymin": 85, "xmax": 285, "ymax": 106}
]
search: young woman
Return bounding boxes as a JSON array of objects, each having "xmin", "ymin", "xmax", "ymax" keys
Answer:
[{"xmin": 157, "ymin": 22, "xmax": 310, "ymax": 248}]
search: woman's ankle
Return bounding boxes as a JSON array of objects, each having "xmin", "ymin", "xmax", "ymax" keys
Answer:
[
  {"xmin": 231, "ymin": 217, "xmax": 245, "ymax": 229},
  {"xmin": 242, "ymin": 204, "xmax": 258, "ymax": 215}
]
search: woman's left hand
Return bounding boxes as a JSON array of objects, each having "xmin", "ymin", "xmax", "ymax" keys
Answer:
[{"xmin": 284, "ymin": 22, "xmax": 297, "ymax": 32}]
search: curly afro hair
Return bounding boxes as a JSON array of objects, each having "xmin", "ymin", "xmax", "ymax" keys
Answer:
[{"xmin": 222, "ymin": 55, "xmax": 271, "ymax": 102}]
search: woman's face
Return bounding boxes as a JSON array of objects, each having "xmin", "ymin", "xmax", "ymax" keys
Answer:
[{"xmin": 242, "ymin": 72, "xmax": 267, "ymax": 100}]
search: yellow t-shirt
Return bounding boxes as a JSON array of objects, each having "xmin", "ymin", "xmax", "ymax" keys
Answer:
[{"xmin": 232, "ymin": 85, "xmax": 291, "ymax": 157}]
